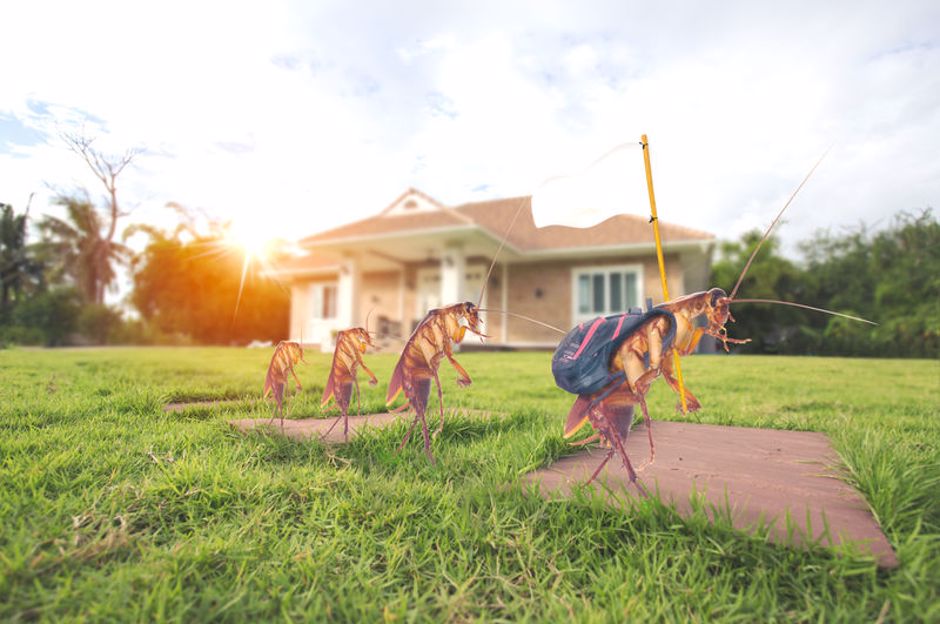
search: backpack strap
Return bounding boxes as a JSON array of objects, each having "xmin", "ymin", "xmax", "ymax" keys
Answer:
[{"xmin": 569, "ymin": 317, "xmax": 604, "ymax": 360}]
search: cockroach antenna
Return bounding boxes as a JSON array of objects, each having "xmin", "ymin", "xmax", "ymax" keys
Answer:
[
  {"xmin": 477, "ymin": 196, "xmax": 528, "ymax": 307},
  {"xmin": 730, "ymin": 299, "xmax": 878, "ymax": 325},
  {"xmin": 729, "ymin": 147, "xmax": 830, "ymax": 300},
  {"xmin": 473, "ymin": 196, "xmax": 576, "ymax": 336},
  {"xmin": 476, "ymin": 308, "xmax": 568, "ymax": 335},
  {"xmin": 724, "ymin": 146, "xmax": 877, "ymax": 326}
]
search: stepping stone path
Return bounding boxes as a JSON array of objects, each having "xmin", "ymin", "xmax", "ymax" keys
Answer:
[
  {"xmin": 229, "ymin": 408, "xmax": 496, "ymax": 444},
  {"xmin": 165, "ymin": 399, "xmax": 248, "ymax": 412},
  {"xmin": 523, "ymin": 420, "xmax": 898, "ymax": 568}
]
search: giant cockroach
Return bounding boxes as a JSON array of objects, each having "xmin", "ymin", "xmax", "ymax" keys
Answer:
[
  {"xmin": 385, "ymin": 301, "xmax": 487, "ymax": 463},
  {"xmin": 558, "ymin": 309, "xmax": 679, "ymax": 495},
  {"xmin": 553, "ymin": 153, "xmax": 876, "ymax": 492},
  {"xmin": 262, "ymin": 340, "xmax": 306, "ymax": 429},
  {"xmin": 385, "ymin": 198, "xmax": 558, "ymax": 463},
  {"xmin": 321, "ymin": 326, "xmax": 379, "ymax": 442}
]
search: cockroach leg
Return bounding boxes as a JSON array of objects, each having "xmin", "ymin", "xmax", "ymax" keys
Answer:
[
  {"xmin": 570, "ymin": 432, "xmax": 602, "ymax": 447},
  {"xmin": 432, "ymin": 369, "xmax": 445, "ymax": 438},
  {"xmin": 420, "ymin": 411, "xmax": 435, "ymax": 464},
  {"xmin": 586, "ymin": 449, "xmax": 615, "ymax": 484},
  {"xmin": 398, "ymin": 414, "xmax": 419, "ymax": 452},
  {"xmin": 351, "ymin": 377, "xmax": 361, "ymax": 441},
  {"xmin": 636, "ymin": 398, "xmax": 655, "ymax": 471},
  {"xmin": 321, "ymin": 412, "xmax": 344, "ymax": 441},
  {"xmin": 610, "ymin": 429, "xmax": 647, "ymax": 497}
]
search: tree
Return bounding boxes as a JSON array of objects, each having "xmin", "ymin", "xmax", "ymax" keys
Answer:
[
  {"xmin": 12, "ymin": 288, "xmax": 82, "ymax": 346},
  {"xmin": 800, "ymin": 210, "xmax": 939, "ymax": 358},
  {"xmin": 0, "ymin": 197, "xmax": 44, "ymax": 319},
  {"xmin": 130, "ymin": 221, "xmax": 289, "ymax": 344},
  {"xmin": 711, "ymin": 232, "xmax": 808, "ymax": 353},
  {"xmin": 36, "ymin": 195, "xmax": 132, "ymax": 304},
  {"xmin": 61, "ymin": 133, "xmax": 140, "ymax": 303},
  {"xmin": 711, "ymin": 210, "xmax": 938, "ymax": 358}
]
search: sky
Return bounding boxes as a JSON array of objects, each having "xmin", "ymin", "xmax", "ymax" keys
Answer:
[{"xmin": 1, "ymin": 0, "xmax": 938, "ymax": 267}]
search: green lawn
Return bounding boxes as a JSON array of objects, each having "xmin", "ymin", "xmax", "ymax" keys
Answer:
[{"xmin": 1, "ymin": 348, "xmax": 938, "ymax": 622}]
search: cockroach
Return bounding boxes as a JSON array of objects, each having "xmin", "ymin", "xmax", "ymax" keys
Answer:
[
  {"xmin": 385, "ymin": 198, "xmax": 561, "ymax": 463},
  {"xmin": 385, "ymin": 301, "xmax": 487, "ymax": 463},
  {"xmin": 558, "ymin": 310, "xmax": 679, "ymax": 495},
  {"xmin": 320, "ymin": 327, "xmax": 378, "ymax": 442},
  {"xmin": 262, "ymin": 340, "xmax": 306, "ymax": 429},
  {"xmin": 553, "ymin": 152, "xmax": 876, "ymax": 492}
]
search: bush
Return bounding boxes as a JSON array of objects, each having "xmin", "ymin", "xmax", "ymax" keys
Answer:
[
  {"xmin": 77, "ymin": 304, "xmax": 124, "ymax": 345},
  {"xmin": 0, "ymin": 324, "xmax": 46, "ymax": 347},
  {"xmin": 12, "ymin": 289, "xmax": 82, "ymax": 346},
  {"xmin": 108, "ymin": 318, "xmax": 194, "ymax": 346}
]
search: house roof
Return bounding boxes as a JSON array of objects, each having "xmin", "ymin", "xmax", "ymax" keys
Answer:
[
  {"xmin": 264, "ymin": 251, "xmax": 340, "ymax": 277},
  {"xmin": 301, "ymin": 189, "xmax": 714, "ymax": 252}
]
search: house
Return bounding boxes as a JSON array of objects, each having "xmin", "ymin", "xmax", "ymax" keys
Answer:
[{"xmin": 274, "ymin": 188, "xmax": 715, "ymax": 351}]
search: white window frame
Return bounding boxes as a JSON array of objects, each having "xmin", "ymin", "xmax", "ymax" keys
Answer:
[
  {"xmin": 570, "ymin": 264, "xmax": 644, "ymax": 323},
  {"xmin": 309, "ymin": 282, "xmax": 339, "ymax": 320}
]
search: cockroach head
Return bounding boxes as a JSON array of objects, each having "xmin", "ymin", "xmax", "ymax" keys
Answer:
[
  {"xmin": 285, "ymin": 340, "xmax": 306, "ymax": 364},
  {"xmin": 704, "ymin": 287, "xmax": 731, "ymax": 326},
  {"xmin": 352, "ymin": 326, "xmax": 376, "ymax": 351},
  {"xmin": 708, "ymin": 287, "xmax": 727, "ymax": 308},
  {"xmin": 704, "ymin": 287, "xmax": 738, "ymax": 349},
  {"xmin": 459, "ymin": 301, "xmax": 487, "ymax": 337}
]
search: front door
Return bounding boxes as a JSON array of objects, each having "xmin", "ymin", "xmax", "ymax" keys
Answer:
[{"xmin": 413, "ymin": 265, "xmax": 488, "ymax": 328}]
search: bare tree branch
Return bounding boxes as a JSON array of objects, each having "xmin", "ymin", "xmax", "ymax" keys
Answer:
[{"xmin": 60, "ymin": 131, "xmax": 141, "ymax": 303}]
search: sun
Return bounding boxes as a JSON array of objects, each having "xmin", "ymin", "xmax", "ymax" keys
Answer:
[{"xmin": 224, "ymin": 219, "xmax": 278, "ymax": 262}]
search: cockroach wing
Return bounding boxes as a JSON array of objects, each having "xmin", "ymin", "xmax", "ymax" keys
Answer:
[
  {"xmin": 263, "ymin": 362, "xmax": 280, "ymax": 399},
  {"xmin": 385, "ymin": 359, "xmax": 406, "ymax": 405},
  {"xmin": 564, "ymin": 395, "xmax": 593, "ymax": 439},
  {"xmin": 321, "ymin": 369, "xmax": 337, "ymax": 407}
]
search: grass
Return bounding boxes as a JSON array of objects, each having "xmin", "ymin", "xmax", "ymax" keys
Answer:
[{"xmin": 0, "ymin": 347, "xmax": 937, "ymax": 622}]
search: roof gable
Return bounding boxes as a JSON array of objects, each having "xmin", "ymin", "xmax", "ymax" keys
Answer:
[{"xmin": 380, "ymin": 188, "xmax": 447, "ymax": 217}]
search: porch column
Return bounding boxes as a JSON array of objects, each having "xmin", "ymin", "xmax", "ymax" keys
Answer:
[
  {"xmin": 337, "ymin": 255, "xmax": 361, "ymax": 328},
  {"xmin": 440, "ymin": 244, "xmax": 466, "ymax": 306}
]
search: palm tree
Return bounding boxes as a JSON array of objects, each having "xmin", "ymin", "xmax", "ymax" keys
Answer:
[
  {"xmin": 0, "ymin": 198, "xmax": 44, "ymax": 318},
  {"xmin": 37, "ymin": 196, "xmax": 132, "ymax": 304}
]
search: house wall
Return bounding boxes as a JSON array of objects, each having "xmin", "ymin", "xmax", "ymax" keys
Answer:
[
  {"xmin": 288, "ymin": 251, "xmax": 703, "ymax": 347},
  {"xmin": 289, "ymin": 283, "xmax": 310, "ymax": 342},
  {"xmin": 504, "ymin": 261, "xmax": 571, "ymax": 344},
  {"xmin": 503, "ymin": 253, "xmax": 686, "ymax": 344},
  {"xmin": 358, "ymin": 270, "xmax": 402, "ymax": 330},
  {"xmin": 289, "ymin": 277, "xmax": 338, "ymax": 343}
]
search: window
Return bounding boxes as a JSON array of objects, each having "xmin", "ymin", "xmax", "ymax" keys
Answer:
[
  {"xmin": 572, "ymin": 265, "xmax": 642, "ymax": 321},
  {"xmin": 322, "ymin": 285, "xmax": 337, "ymax": 319},
  {"xmin": 310, "ymin": 283, "xmax": 338, "ymax": 320}
]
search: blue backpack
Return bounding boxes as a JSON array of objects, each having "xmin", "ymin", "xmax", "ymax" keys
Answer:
[{"xmin": 551, "ymin": 304, "xmax": 677, "ymax": 397}]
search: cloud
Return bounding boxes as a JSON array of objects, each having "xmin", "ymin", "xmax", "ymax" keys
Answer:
[{"xmin": 0, "ymin": 0, "xmax": 936, "ymax": 275}]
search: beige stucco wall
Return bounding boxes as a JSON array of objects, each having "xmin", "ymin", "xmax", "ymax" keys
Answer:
[
  {"xmin": 503, "ymin": 253, "xmax": 688, "ymax": 344},
  {"xmin": 288, "ymin": 250, "xmax": 707, "ymax": 347},
  {"xmin": 358, "ymin": 270, "xmax": 402, "ymax": 329},
  {"xmin": 504, "ymin": 261, "xmax": 571, "ymax": 344},
  {"xmin": 289, "ymin": 277, "xmax": 337, "ymax": 341},
  {"xmin": 289, "ymin": 283, "xmax": 309, "ymax": 341}
]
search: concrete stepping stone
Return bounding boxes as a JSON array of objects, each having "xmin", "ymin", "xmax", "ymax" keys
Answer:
[
  {"xmin": 165, "ymin": 399, "xmax": 248, "ymax": 412},
  {"xmin": 230, "ymin": 408, "xmax": 497, "ymax": 444},
  {"xmin": 522, "ymin": 420, "xmax": 898, "ymax": 568}
]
